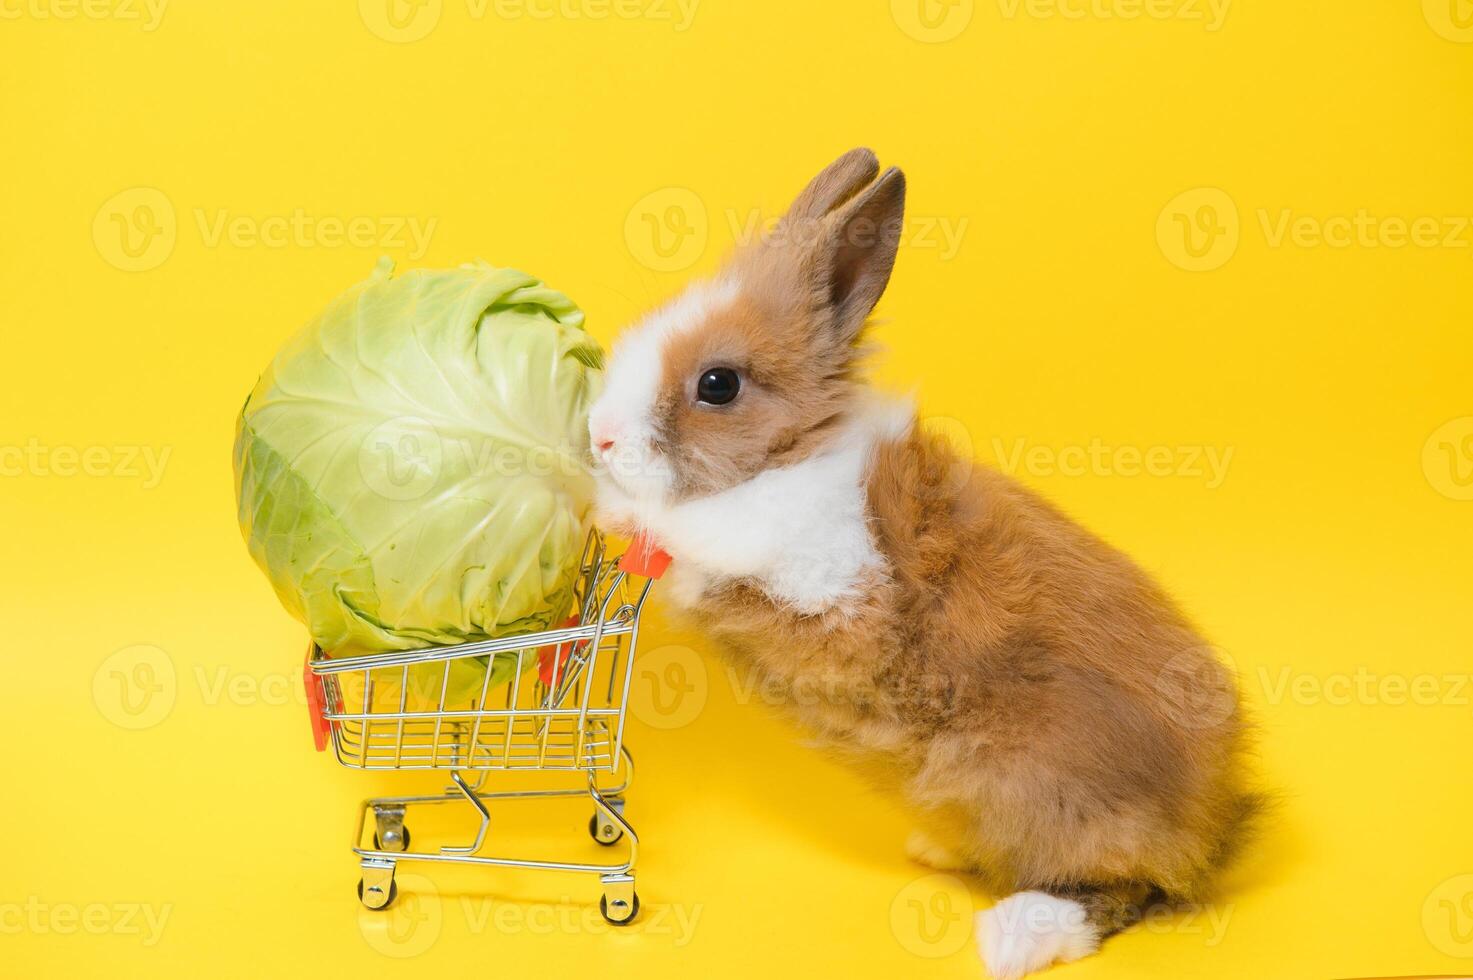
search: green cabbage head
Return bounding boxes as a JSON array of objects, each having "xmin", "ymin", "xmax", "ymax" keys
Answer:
[{"xmin": 234, "ymin": 258, "xmax": 602, "ymax": 701}]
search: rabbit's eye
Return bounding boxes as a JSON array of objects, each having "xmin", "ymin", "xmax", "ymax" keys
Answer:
[{"xmin": 696, "ymin": 367, "xmax": 740, "ymax": 406}]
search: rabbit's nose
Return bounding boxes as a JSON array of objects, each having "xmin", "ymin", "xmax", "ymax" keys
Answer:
[{"xmin": 590, "ymin": 419, "xmax": 619, "ymax": 454}]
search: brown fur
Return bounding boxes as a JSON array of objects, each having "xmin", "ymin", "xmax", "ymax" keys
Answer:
[
  {"xmin": 656, "ymin": 290, "xmax": 850, "ymax": 498},
  {"xmin": 686, "ymin": 432, "xmax": 1259, "ymax": 906},
  {"xmin": 616, "ymin": 149, "xmax": 1260, "ymax": 939}
]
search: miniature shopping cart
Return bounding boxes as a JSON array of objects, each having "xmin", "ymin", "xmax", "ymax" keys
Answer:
[{"xmin": 304, "ymin": 530, "xmax": 668, "ymax": 925}]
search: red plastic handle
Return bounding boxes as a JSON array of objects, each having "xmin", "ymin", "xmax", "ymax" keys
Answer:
[
  {"xmin": 618, "ymin": 532, "xmax": 671, "ymax": 579},
  {"xmin": 303, "ymin": 654, "xmax": 330, "ymax": 752},
  {"xmin": 537, "ymin": 615, "xmax": 582, "ymax": 686}
]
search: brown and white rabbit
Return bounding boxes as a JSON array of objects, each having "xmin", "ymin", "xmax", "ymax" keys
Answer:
[{"xmin": 589, "ymin": 149, "xmax": 1259, "ymax": 977}]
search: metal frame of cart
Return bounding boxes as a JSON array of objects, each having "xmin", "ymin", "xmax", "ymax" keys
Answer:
[{"xmin": 304, "ymin": 531, "xmax": 663, "ymax": 924}]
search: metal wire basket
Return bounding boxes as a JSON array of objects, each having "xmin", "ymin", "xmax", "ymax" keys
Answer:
[{"xmin": 304, "ymin": 529, "xmax": 666, "ymax": 924}]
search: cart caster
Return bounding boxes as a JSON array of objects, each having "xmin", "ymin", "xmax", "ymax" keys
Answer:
[
  {"xmin": 358, "ymin": 861, "xmax": 397, "ymax": 911},
  {"xmin": 600, "ymin": 872, "xmax": 636, "ymax": 919},
  {"xmin": 600, "ymin": 892, "xmax": 640, "ymax": 924},
  {"xmin": 599, "ymin": 874, "xmax": 638, "ymax": 925},
  {"xmin": 373, "ymin": 826, "xmax": 411, "ymax": 852},
  {"xmin": 371, "ymin": 806, "xmax": 409, "ymax": 853},
  {"xmin": 589, "ymin": 799, "xmax": 625, "ymax": 846}
]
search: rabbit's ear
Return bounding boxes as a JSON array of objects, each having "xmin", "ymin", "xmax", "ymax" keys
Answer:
[
  {"xmin": 781, "ymin": 148, "xmax": 882, "ymax": 227},
  {"xmin": 809, "ymin": 165, "xmax": 906, "ymax": 345}
]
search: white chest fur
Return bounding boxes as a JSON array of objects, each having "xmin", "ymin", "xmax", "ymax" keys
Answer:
[{"xmin": 602, "ymin": 398, "xmax": 914, "ymax": 615}]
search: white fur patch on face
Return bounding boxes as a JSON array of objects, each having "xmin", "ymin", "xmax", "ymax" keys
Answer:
[
  {"xmin": 599, "ymin": 395, "xmax": 914, "ymax": 615},
  {"xmin": 588, "ymin": 277, "xmax": 740, "ymax": 505},
  {"xmin": 975, "ymin": 892, "xmax": 1101, "ymax": 979}
]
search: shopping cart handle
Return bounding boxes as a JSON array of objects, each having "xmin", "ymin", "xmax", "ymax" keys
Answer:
[
  {"xmin": 303, "ymin": 653, "xmax": 330, "ymax": 752},
  {"xmin": 618, "ymin": 532, "xmax": 671, "ymax": 579}
]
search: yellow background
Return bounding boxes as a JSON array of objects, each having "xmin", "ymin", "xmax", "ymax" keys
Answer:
[{"xmin": 2, "ymin": 0, "xmax": 1471, "ymax": 976}]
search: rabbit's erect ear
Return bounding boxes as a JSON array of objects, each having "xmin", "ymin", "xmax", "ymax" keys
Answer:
[
  {"xmin": 781, "ymin": 148, "xmax": 882, "ymax": 227},
  {"xmin": 808, "ymin": 164, "xmax": 906, "ymax": 345}
]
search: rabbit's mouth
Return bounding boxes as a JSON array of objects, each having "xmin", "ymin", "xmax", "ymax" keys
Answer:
[{"xmin": 591, "ymin": 437, "xmax": 676, "ymax": 505}]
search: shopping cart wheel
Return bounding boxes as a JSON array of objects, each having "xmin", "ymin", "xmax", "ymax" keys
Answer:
[
  {"xmin": 599, "ymin": 891, "xmax": 640, "ymax": 926},
  {"xmin": 371, "ymin": 806, "xmax": 409, "ymax": 853},
  {"xmin": 373, "ymin": 826, "xmax": 411, "ymax": 853},
  {"xmin": 588, "ymin": 813, "xmax": 623, "ymax": 846},
  {"xmin": 358, "ymin": 862, "xmax": 398, "ymax": 911}
]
